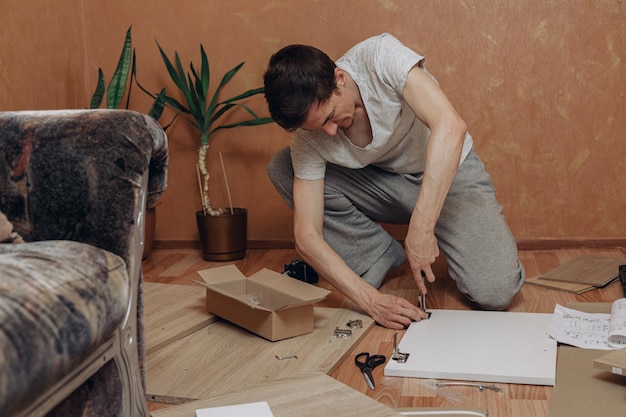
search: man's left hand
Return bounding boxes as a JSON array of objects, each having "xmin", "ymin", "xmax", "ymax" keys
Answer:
[{"xmin": 405, "ymin": 231, "xmax": 439, "ymax": 294}]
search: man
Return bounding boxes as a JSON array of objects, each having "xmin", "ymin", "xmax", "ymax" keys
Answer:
[{"xmin": 264, "ymin": 33, "xmax": 524, "ymax": 329}]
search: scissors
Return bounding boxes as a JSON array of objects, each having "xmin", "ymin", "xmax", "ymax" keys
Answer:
[{"xmin": 354, "ymin": 352, "xmax": 386, "ymax": 390}]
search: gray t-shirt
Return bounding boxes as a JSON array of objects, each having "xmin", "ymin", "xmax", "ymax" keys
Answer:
[{"xmin": 290, "ymin": 33, "xmax": 473, "ymax": 180}]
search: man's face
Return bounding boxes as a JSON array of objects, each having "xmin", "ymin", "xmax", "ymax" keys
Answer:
[{"xmin": 300, "ymin": 87, "xmax": 355, "ymax": 136}]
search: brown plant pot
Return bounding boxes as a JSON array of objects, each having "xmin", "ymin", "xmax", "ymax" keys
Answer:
[{"xmin": 196, "ymin": 208, "xmax": 247, "ymax": 261}]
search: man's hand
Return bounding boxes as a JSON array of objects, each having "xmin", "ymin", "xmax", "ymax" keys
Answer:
[
  {"xmin": 367, "ymin": 292, "xmax": 429, "ymax": 329},
  {"xmin": 405, "ymin": 229, "xmax": 439, "ymax": 294}
]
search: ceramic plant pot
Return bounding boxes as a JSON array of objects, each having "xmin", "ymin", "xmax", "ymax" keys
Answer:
[{"xmin": 196, "ymin": 208, "xmax": 247, "ymax": 261}]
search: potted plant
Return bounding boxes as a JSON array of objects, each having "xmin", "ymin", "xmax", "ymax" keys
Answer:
[{"xmin": 156, "ymin": 43, "xmax": 273, "ymax": 261}]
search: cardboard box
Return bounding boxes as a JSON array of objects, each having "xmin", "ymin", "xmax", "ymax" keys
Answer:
[{"xmin": 196, "ymin": 265, "xmax": 330, "ymax": 341}]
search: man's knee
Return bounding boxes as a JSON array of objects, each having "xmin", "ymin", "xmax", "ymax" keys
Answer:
[{"xmin": 465, "ymin": 262, "xmax": 525, "ymax": 310}]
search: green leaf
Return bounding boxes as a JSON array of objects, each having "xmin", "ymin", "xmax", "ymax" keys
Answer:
[
  {"xmin": 214, "ymin": 116, "xmax": 274, "ymax": 130},
  {"xmin": 186, "ymin": 72, "xmax": 204, "ymax": 128},
  {"xmin": 209, "ymin": 102, "xmax": 237, "ymax": 125},
  {"xmin": 238, "ymin": 103, "xmax": 261, "ymax": 118},
  {"xmin": 208, "ymin": 116, "xmax": 274, "ymax": 137},
  {"xmin": 189, "ymin": 62, "xmax": 206, "ymax": 113},
  {"xmin": 209, "ymin": 62, "xmax": 244, "ymax": 114},
  {"xmin": 200, "ymin": 45, "xmax": 210, "ymax": 101},
  {"xmin": 157, "ymin": 43, "xmax": 191, "ymax": 103},
  {"xmin": 209, "ymin": 88, "xmax": 265, "ymax": 126},
  {"xmin": 156, "ymin": 41, "xmax": 274, "ymax": 142},
  {"xmin": 107, "ymin": 26, "xmax": 133, "ymax": 109},
  {"xmin": 124, "ymin": 48, "xmax": 137, "ymax": 110},
  {"xmin": 134, "ymin": 72, "xmax": 168, "ymax": 123},
  {"xmin": 90, "ymin": 68, "xmax": 106, "ymax": 109},
  {"xmin": 221, "ymin": 87, "xmax": 265, "ymax": 104},
  {"xmin": 160, "ymin": 94, "xmax": 192, "ymax": 115},
  {"xmin": 148, "ymin": 88, "xmax": 167, "ymax": 121}
]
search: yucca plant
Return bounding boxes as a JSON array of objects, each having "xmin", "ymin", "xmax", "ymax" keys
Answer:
[{"xmin": 157, "ymin": 43, "xmax": 273, "ymax": 216}]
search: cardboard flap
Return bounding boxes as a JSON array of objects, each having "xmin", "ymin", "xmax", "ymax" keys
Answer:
[
  {"xmin": 198, "ymin": 264, "xmax": 246, "ymax": 286},
  {"xmin": 197, "ymin": 265, "xmax": 329, "ymax": 312},
  {"xmin": 248, "ymin": 268, "xmax": 330, "ymax": 310},
  {"xmin": 198, "ymin": 265, "xmax": 273, "ymax": 312}
]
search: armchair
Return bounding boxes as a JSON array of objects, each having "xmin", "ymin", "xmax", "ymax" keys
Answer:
[{"xmin": 0, "ymin": 110, "xmax": 168, "ymax": 417}]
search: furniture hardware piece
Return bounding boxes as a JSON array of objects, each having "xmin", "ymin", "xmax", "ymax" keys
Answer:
[
  {"xmin": 346, "ymin": 319, "xmax": 363, "ymax": 329},
  {"xmin": 334, "ymin": 327, "xmax": 352, "ymax": 338},
  {"xmin": 435, "ymin": 382, "xmax": 502, "ymax": 393},
  {"xmin": 275, "ymin": 354, "xmax": 298, "ymax": 360},
  {"xmin": 391, "ymin": 333, "xmax": 410, "ymax": 363}
]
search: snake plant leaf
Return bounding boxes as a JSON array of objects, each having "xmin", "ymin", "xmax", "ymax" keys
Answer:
[
  {"xmin": 148, "ymin": 88, "xmax": 167, "ymax": 121},
  {"xmin": 90, "ymin": 68, "xmax": 106, "ymax": 109},
  {"xmin": 123, "ymin": 48, "xmax": 138, "ymax": 110},
  {"xmin": 107, "ymin": 26, "xmax": 133, "ymax": 109},
  {"xmin": 135, "ymin": 75, "xmax": 181, "ymax": 118}
]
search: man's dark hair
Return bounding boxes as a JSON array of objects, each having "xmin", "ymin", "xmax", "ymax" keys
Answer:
[{"xmin": 263, "ymin": 44, "xmax": 337, "ymax": 131}]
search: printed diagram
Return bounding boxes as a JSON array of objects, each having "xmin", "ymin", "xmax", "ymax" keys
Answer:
[
  {"xmin": 608, "ymin": 298, "xmax": 626, "ymax": 347},
  {"xmin": 550, "ymin": 298, "xmax": 626, "ymax": 350},
  {"xmin": 560, "ymin": 314, "xmax": 610, "ymax": 346}
]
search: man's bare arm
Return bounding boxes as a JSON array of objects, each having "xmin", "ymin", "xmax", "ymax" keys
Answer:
[{"xmin": 402, "ymin": 65, "xmax": 468, "ymax": 293}]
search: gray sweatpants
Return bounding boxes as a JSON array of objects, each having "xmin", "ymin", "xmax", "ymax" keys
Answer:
[{"xmin": 267, "ymin": 147, "xmax": 524, "ymax": 310}]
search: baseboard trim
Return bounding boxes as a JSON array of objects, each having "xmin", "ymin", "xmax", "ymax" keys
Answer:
[
  {"xmin": 153, "ymin": 239, "xmax": 625, "ymax": 251},
  {"xmin": 153, "ymin": 240, "xmax": 200, "ymax": 249},
  {"xmin": 153, "ymin": 239, "xmax": 296, "ymax": 250},
  {"xmin": 515, "ymin": 239, "xmax": 626, "ymax": 250}
]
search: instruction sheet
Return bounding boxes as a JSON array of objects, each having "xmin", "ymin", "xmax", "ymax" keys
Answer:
[{"xmin": 549, "ymin": 298, "xmax": 626, "ymax": 350}]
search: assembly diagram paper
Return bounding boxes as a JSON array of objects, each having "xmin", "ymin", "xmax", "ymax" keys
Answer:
[{"xmin": 550, "ymin": 298, "xmax": 626, "ymax": 350}]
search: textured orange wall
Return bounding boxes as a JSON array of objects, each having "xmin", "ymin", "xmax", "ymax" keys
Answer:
[{"xmin": 1, "ymin": 0, "xmax": 624, "ymax": 244}]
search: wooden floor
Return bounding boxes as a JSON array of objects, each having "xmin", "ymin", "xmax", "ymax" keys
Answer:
[{"xmin": 142, "ymin": 246, "xmax": 626, "ymax": 416}]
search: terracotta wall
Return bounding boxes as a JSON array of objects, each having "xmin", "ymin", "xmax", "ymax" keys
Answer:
[{"xmin": 1, "ymin": 0, "xmax": 624, "ymax": 246}]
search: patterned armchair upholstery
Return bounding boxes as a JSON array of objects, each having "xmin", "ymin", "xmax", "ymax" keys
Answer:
[{"xmin": 0, "ymin": 110, "xmax": 168, "ymax": 417}]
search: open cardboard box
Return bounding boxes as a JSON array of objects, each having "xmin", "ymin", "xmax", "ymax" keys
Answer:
[{"xmin": 196, "ymin": 265, "xmax": 330, "ymax": 341}]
